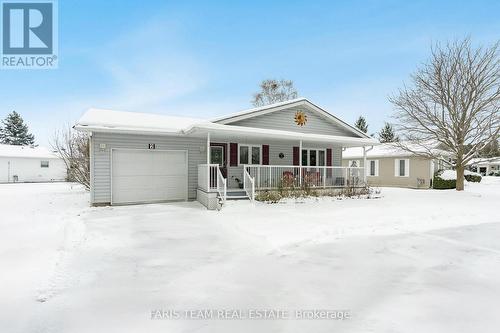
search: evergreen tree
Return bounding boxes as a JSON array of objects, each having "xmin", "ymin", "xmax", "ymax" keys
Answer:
[
  {"xmin": 0, "ymin": 111, "xmax": 35, "ymax": 145},
  {"xmin": 378, "ymin": 122, "xmax": 398, "ymax": 143},
  {"xmin": 354, "ymin": 116, "xmax": 368, "ymax": 133}
]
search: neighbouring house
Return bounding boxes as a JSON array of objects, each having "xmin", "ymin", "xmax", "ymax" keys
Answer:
[
  {"xmin": 74, "ymin": 98, "xmax": 378, "ymax": 209},
  {"xmin": 342, "ymin": 143, "xmax": 450, "ymax": 189},
  {"xmin": 468, "ymin": 157, "xmax": 500, "ymax": 176},
  {"xmin": 0, "ymin": 144, "xmax": 67, "ymax": 183}
]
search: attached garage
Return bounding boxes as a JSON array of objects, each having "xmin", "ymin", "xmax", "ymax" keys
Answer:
[{"xmin": 111, "ymin": 149, "xmax": 188, "ymax": 205}]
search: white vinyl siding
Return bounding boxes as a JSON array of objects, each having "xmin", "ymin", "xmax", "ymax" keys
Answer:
[
  {"xmin": 367, "ymin": 159, "xmax": 379, "ymax": 177},
  {"xmin": 91, "ymin": 132, "xmax": 205, "ymax": 204},
  {"xmin": 226, "ymin": 106, "xmax": 361, "ymax": 137},
  {"xmin": 395, "ymin": 158, "xmax": 410, "ymax": 177}
]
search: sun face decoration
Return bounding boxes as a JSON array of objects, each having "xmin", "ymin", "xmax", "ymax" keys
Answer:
[{"xmin": 294, "ymin": 111, "xmax": 307, "ymax": 126}]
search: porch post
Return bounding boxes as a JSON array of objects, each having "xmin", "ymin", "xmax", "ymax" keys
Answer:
[
  {"xmin": 207, "ymin": 132, "xmax": 210, "ymax": 190},
  {"xmin": 363, "ymin": 146, "xmax": 367, "ymax": 184},
  {"xmin": 299, "ymin": 140, "xmax": 303, "ymax": 186},
  {"xmin": 206, "ymin": 132, "xmax": 210, "ymax": 164}
]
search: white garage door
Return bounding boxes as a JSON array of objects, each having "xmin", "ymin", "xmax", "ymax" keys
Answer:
[{"xmin": 111, "ymin": 149, "xmax": 188, "ymax": 204}]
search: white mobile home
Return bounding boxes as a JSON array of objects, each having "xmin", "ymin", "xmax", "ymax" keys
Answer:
[{"xmin": 0, "ymin": 144, "xmax": 67, "ymax": 183}]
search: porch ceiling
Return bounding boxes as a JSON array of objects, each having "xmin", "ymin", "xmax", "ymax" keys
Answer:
[{"xmin": 183, "ymin": 123, "xmax": 379, "ymax": 147}]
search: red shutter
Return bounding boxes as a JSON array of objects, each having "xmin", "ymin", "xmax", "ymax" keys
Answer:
[
  {"xmin": 326, "ymin": 148, "xmax": 332, "ymax": 166},
  {"xmin": 230, "ymin": 143, "xmax": 238, "ymax": 166},
  {"xmin": 293, "ymin": 146, "xmax": 299, "ymax": 166},
  {"xmin": 262, "ymin": 145, "xmax": 269, "ymax": 165}
]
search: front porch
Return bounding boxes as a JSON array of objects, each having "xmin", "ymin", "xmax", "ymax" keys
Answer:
[
  {"xmin": 198, "ymin": 163, "xmax": 366, "ymax": 203},
  {"xmin": 192, "ymin": 128, "xmax": 374, "ymax": 209}
]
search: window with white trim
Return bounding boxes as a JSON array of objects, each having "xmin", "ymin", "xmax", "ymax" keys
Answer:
[
  {"xmin": 301, "ymin": 149, "xmax": 326, "ymax": 166},
  {"xmin": 40, "ymin": 161, "xmax": 49, "ymax": 168},
  {"xmin": 348, "ymin": 160, "xmax": 360, "ymax": 168},
  {"xmin": 368, "ymin": 160, "xmax": 379, "ymax": 176},
  {"xmin": 239, "ymin": 144, "xmax": 261, "ymax": 165},
  {"xmin": 395, "ymin": 158, "xmax": 410, "ymax": 177}
]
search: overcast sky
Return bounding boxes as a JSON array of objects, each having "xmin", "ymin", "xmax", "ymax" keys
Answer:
[{"xmin": 1, "ymin": 0, "xmax": 499, "ymax": 146}]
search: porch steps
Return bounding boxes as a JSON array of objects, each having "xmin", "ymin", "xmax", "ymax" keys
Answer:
[{"xmin": 223, "ymin": 190, "xmax": 249, "ymax": 200}]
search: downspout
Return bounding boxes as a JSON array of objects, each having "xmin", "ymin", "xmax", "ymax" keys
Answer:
[
  {"xmin": 299, "ymin": 140, "xmax": 303, "ymax": 186},
  {"xmin": 363, "ymin": 145, "xmax": 374, "ymax": 183},
  {"xmin": 206, "ymin": 132, "xmax": 210, "ymax": 164}
]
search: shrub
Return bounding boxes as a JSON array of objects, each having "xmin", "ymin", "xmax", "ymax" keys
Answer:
[
  {"xmin": 433, "ymin": 170, "xmax": 456, "ymax": 189},
  {"xmin": 464, "ymin": 173, "xmax": 482, "ymax": 183},
  {"xmin": 255, "ymin": 190, "xmax": 282, "ymax": 203}
]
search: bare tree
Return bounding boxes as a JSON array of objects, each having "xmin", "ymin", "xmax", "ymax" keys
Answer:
[
  {"xmin": 51, "ymin": 126, "xmax": 90, "ymax": 190},
  {"xmin": 390, "ymin": 39, "xmax": 500, "ymax": 190},
  {"xmin": 252, "ymin": 79, "xmax": 298, "ymax": 107}
]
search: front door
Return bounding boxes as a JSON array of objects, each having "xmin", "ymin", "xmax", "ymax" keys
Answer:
[{"xmin": 210, "ymin": 143, "xmax": 227, "ymax": 177}]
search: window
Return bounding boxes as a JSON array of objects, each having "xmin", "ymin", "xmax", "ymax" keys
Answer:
[
  {"xmin": 239, "ymin": 146, "xmax": 248, "ymax": 164},
  {"xmin": 210, "ymin": 146, "xmax": 223, "ymax": 166},
  {"xmin": 318, "ymin": 150, "xmax": 325, "ymax": 166},
  {"xmin": 399, "ymin": 160, "xmax": 405, "ymax": 176},
  {"xmin": 368, "ymin": 160, "xmax": 379, "ymax": 176},
  {"xmin": 251, "ymin": 146, "xmax": 260, "ymax": 164},
  {"xmin": 301, "ymin": 149, "xmax": 308, "ymax": 166},
  {"xmin": 239, "ymin": 145, "xmax": 261, "ymax": 165},
  {"xmin": 395, "ymin": 159, "xmax": 410, "ymax": 177},
  {"xmin": 301, "ymin": 149, "xmax": 326, "ymax": 166},
  {"xmin": 310, "ymin": 150, "xmax": 317, "ymax": 166},
  {"xmin": 41, "ymin": 161, "xmax": 49, "ymax": 168}
]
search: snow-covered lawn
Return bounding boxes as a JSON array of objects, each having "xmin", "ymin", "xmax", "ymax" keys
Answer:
[{"xmin": 1, "ymin": 179, "xmax": 500, "ymax": 332}]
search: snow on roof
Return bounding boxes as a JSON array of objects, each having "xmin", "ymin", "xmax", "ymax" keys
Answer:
[
  {"xmin": 343, "ymin": 142, "xmax": 449, "ymax": 159},
  {"xmin": 0, "ymin": 144, "xmax": 60, "ymax": 159},
  {"xmin": 468, "ymin": 157, "xmax": 500, "ymax": 165},
  {"xmin": 75, "ymin": 108, "xmax": 207, "ymax": 133},
  {"xmin": 74, "ymin": 101, "xmax": 376, "ymax": 144}
]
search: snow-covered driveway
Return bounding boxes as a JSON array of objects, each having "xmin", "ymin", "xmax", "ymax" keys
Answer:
[{"xmin": 1, "ymin": 179, "xmax": 500, "ymax": 332}]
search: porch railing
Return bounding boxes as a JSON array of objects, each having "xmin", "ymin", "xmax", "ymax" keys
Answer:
[
  {"xmin": 198, "ymin": 164, "xmax": 227, "ymax": 203},
  {"xmin": 243, "ymin": 167, "xmax": 255, "ymax": 201},
  {"xmin": 243, "ymin": 165, "xmax": 365, "ymax": 190},
  {"xmin": 216, "ymin": 166, "xmax": 227, "ymax": 203}
]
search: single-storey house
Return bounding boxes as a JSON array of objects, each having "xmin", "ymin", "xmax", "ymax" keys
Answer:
[
  {"xmin": 74, "ymin": 98, "xmax": 379, "ymax": 209},
  {"xmin": 342, "ymin": 143, "xmax": 449, "ymax": 189},
  {"xmin": 468, "ymin": 157, "xmax": 500, "ymax": 176},
  {"xmin": 0, "ymin": 144, "xmax": 67, "ymax": 183}
]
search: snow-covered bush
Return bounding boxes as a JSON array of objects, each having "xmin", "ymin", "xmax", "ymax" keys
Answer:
[
  {"xmin": 433, "ymin": 170, "xmax": 456, "ymax": 189},
  {"xmin": 464, "ymin": 172, "xmax": 482, "ymax": 183},
  {"xmin": 434, "ymin": 169, "xmax": 483, "ymax": 189},
  {"xmin": 255, "ymin": 185, "xmax": 376, "ymax": 203}
]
